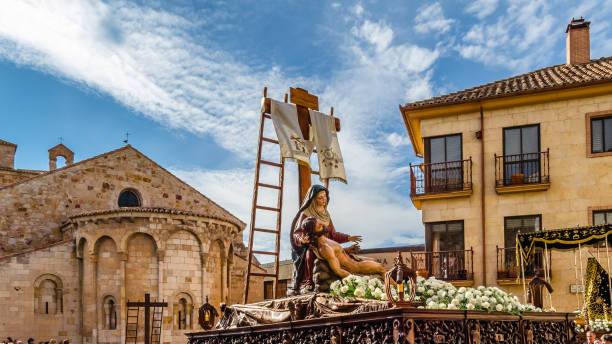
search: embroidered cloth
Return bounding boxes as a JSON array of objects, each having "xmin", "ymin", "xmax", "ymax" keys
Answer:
[
  {"xmin": 517, "ymin": 224, "xmax": 612, "ymax": 263},
  {"xmin": 584, "ymin": 258, "xmax": 611, "ymax": 320},
  {"xmin": 309, "ymin": 109, "xmax": 347, "ymax": 183},
  {"xmin": 268, "ymin": 99, "xmax": 314, "ymax": 167}
]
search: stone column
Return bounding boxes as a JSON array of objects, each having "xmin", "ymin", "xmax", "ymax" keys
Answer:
[
  {"xmin": 220, "ymin": 255, "xmax": 227, "ymax": 303},
  {"xmin": 186, "ymin": 304, "xmax": 193, "ymax": 330},
  {"xmin": 200, "ymin": 253, "xmax": 209, "ymax": 307},
  {"xmin": 157, "ymin": 250, "xmax": 165, "ymax": 300},
  {"xmin": 81, "ymin": 253, "xmax": 97, "ymax": 344},
  {"xmin": 226, "ymin": 255, "xmax": 233, "ymax": 304},
  {"xmin": 118, "ymin": 252, "xmax": 128, "ymax": 344},
  {"xmin": 92, "ymin": 254, "xmax": 98, "ymax": 343}
]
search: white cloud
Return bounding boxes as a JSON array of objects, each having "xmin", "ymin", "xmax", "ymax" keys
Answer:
[
  {"xmin": 386, "ymin": 132, "xmax": 411, "ymax": 148},
  {"xmin": 353, "ymin": 4, "xmax": 364, "ymax": 17},
  {"xmin": 0, "ymin": 0, "xmax": 315, "ymax": 160},
  {"xmin": 455, "ymin": 0, "xmax": 558, "ymax": 72},
  {"xmin": 415, "ymin": 3, "xmax": 454, "ymax": 34},
  {"xmin": 0, "ymin": 0, "xmax": 432, "ymax": 262},
  {"xmin": 352, "ymin": 20, "xmax": 394, "ymax": 52},
  {"xmin": 465, "ymin": 0, "xmax": 498, "ymax": 19}
]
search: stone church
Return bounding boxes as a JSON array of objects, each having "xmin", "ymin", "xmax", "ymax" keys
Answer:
[{"xmin": 0, "ymin": 140, "xmax": 264, "ymax": 344}]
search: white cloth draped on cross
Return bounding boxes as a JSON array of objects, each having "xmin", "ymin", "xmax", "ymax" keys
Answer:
[{"xmin": 267, "ymin": 99, "xmax": 347, "ymax": 183}]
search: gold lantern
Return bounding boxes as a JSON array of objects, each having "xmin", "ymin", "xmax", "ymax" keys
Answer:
[
  {"xmin": 198, "ymin": 296, "xmax": 219, "ymax": 330},
  {"xmin": 384, "ymin": 252, "xmax": 421, "ymax": 307}
]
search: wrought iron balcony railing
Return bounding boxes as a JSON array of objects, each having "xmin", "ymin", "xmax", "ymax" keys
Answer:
[
  {"xmin": 494, "ymin": 149, "xmax": 549, "ymax": 187},
  {"xmin": 410, "ymin": 158, "xmax": 472, "ymax": 196},
  {"xmin": 408, "ymin": 248, "xmax": 474, "ymax": 281},
  {"xmin": 496, "ymin": 246, "xmax": 550, "ymax": 280}
]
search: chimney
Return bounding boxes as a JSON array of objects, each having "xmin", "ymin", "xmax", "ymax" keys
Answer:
[
  {"xmin": 0, "ymin": 139, "xmax": 17, "ymax": 169},
  {"xmin": 566, "ymin": 17, "xmax": 590, "ymax": 65}
]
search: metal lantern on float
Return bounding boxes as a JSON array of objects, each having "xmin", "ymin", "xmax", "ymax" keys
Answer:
[
  {"xmin": 198, "ymin": 296, "xmax": 219, "ymax": 330},
  {"xmin": 384, "ymin": 252, "xmax": 421, "ymax": 307}
]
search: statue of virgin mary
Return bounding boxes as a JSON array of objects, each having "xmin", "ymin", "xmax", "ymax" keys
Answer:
[{"xmin": 289, "ymin": 184, "xmax": 361, "ymax": 294}]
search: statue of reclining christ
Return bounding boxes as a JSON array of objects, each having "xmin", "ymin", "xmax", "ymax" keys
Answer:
[{"xmin": 298, "ymin": 216, "xmax": 386, "ymax": 278}]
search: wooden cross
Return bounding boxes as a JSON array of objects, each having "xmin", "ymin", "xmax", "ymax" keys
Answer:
[
  {"xmin": 126, "ymin": 293, "xmax": 168, "ymax": 344},
  {"xmin": 263, "ymin": 87, "xmax": 341, "ymax": 202}
]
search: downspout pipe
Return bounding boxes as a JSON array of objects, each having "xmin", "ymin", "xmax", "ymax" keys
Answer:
[{"xmin": 480, "ymin": 103, "xmax": 487, "ymax": 286}]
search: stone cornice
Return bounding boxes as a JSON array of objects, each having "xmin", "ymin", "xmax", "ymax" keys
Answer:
[{"xmin": 70, "ymin": 207, "xmax": 242, "ymax": 233}]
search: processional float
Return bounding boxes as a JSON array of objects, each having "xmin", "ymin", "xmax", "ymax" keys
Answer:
[{"xmin": 186, "ymin": 87, "xmax": 581, "ymax": 344}]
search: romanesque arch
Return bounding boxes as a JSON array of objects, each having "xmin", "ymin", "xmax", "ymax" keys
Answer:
[
  {"xmin": 34, "ymin": 274, "xmax": 63, "ymax": 315},
  {"xmin": 101, "ymin": 294, "xmax": 118, "ymax": 330},
  {"xmin": 161, "ymin": 227, "xmax": 204, "ymax": 252},
  {"xmin": 207, "ymin": 239, "xmax": 226, "ymax": 310},
  {"xmin": 164, "ymin": 229, "xmax": 202, "ymax": 326},
  {"xmin": 77, "ymin": 237, "xmax": 88, "ymax": 259},
  {"xmin": 118, "ymin": 188, "xmax": 142, "ymax": 208},
  {"xmin": 120, "ymin": 230, "xmax": 162, "ymax": 254},
  {"xmin": 125, "ymin": 233, "xmax": 159, "ymax": 301},
  {"xmin": 95, "ymin": 236, "xmax": 120, "ymax": 332},
  {"xmin": 173, "ymin": 291, "xmax": 194, "ymax": 330}
]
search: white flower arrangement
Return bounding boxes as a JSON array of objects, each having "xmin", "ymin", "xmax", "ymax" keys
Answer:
[
  {"xmin": 585, "ymin": 318, "xmax": 612, "ymax": 332},
  {"xmin": 329, "ymin": 275, "xmax": 387, "ymax": 300},
  {"xmin": 329, "ymin": 275, "xmax": 542, "ymax": 315}
]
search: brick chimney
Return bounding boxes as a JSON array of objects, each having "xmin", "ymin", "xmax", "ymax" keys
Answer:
[{"xmin": 566, "ymin": 17, "xmax": 590, "ymax": 65}]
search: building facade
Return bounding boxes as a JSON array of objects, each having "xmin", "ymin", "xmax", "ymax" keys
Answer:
[
  {"xmin": 0, "ymin": 142, "xmax": 264, "ymax": 344},
  {"xmin": 400, "ymin": 18, "xmax": 612, "ymax": 312}
]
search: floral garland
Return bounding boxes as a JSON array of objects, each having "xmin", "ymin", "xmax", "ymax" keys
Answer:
[{"xmin": 329, "ymin": 275, "xmax": 542, "ymax": 314}]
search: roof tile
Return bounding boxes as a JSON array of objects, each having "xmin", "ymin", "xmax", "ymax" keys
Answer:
[{"xmin": 402, "ymin": 57, "xmax": 612, "ymax": 110}]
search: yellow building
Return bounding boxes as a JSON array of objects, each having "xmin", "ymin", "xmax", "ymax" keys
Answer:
[{"xmin": 400, "ymin": 18, "xmax": 612, "ymax": 312}]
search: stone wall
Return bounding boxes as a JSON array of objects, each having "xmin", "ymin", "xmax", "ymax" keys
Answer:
[
  {"xmin": 96, "ymin": 237, "xmax": 121, "ymax": 344},
  {"xmin": 163, "ymin": 230, "xmax": 202, "ymax": 344},
  {"xmin": 231, "ymin": 254, "xmax": 265, "ymax": 305},
  {"xmin": 0, "ymin": 168, "xmax": 44, "ymax": 188},
  {"xmin": 0, "ymin": 145, "xmax": 244, "ymax": 256},
  {"xmin": 0, "ymin": 241, "xmax": 80, "ymax": 343},
  {"xmin": 418, "ymin": 92, "xmax": 612, "ymax": 312}
]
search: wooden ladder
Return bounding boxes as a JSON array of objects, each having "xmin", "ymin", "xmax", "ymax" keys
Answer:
[
  {"xmin": 125, "ymin": 304, "xmax": 139, "ymax": 344},
  {"xmin": 243, "ymin": 88, "xmax": 287, "ymax": 304},
  {"xmin": 150, "ymin": 305, "xmax": 163, "ymax": 344}
]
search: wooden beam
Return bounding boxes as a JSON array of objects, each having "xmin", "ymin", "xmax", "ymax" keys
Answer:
[{"xmin": 290, "ymin": 88, "xmax": 319, "ymax": 110}]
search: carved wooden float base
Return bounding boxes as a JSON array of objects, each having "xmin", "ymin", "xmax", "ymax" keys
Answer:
[{"xmin": 186, "ymin": 307, "xmax": 578, "ymax": 344}]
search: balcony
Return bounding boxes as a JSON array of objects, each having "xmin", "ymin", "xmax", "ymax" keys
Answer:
[
  {"xmin": 408, "ymin": 248, "xmax": 474, "ymax": 286},
  {"xmin": 496, "ymin": 246, "xmax": 550, "ymax": 284},
  {"xmin": 494, "ymin": 150, "xmax": 550, "ymax": 194},
  {"xmin": 409, "ymin": 158, "xmax": 472, "ymax": 208}
]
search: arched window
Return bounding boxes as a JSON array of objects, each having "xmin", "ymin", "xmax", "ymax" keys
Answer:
[
  {"xmin": 174, "ymin": 292, "xmax": 193, "ymax": 330},
  {"xmin": 103, "ymin": 296, "xmax": 118, "ymax": 330},
  {"xmin": 34, "ymin": 274, "xmax": 63, "ymax": 315},
  {"xmin": 118, "ymin": 189, "xmax": 141, "ymax": 207},
  {"xmin": 178, "ymin": 298, "xmax": 187, "ymax": 330}
]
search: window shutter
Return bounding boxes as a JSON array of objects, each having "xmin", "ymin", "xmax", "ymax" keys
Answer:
[
  {"xmin": 605, "ymin": 118, "xmax": 612, "ymax": 152},
  {"xmin": 594, "ymin": 212, "xmax": 606, "ymax": 225},
  {"xmin": 592, "ymin": 119, "xmax": 603, "ymax": 153}
]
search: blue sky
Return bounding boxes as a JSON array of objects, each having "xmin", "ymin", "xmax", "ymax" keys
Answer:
[{"xmin": 1, "ymin": 0, "xmax": 611, "ymax": 261}]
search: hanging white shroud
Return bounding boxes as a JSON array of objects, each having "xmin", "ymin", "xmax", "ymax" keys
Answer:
[
  {"xmin": 268, "ymin": 99, "xmax": 314, "ymax": 167},
  {"xmin": 309, "ymin": 109, "xmax": 347, "ymax": 184}
]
